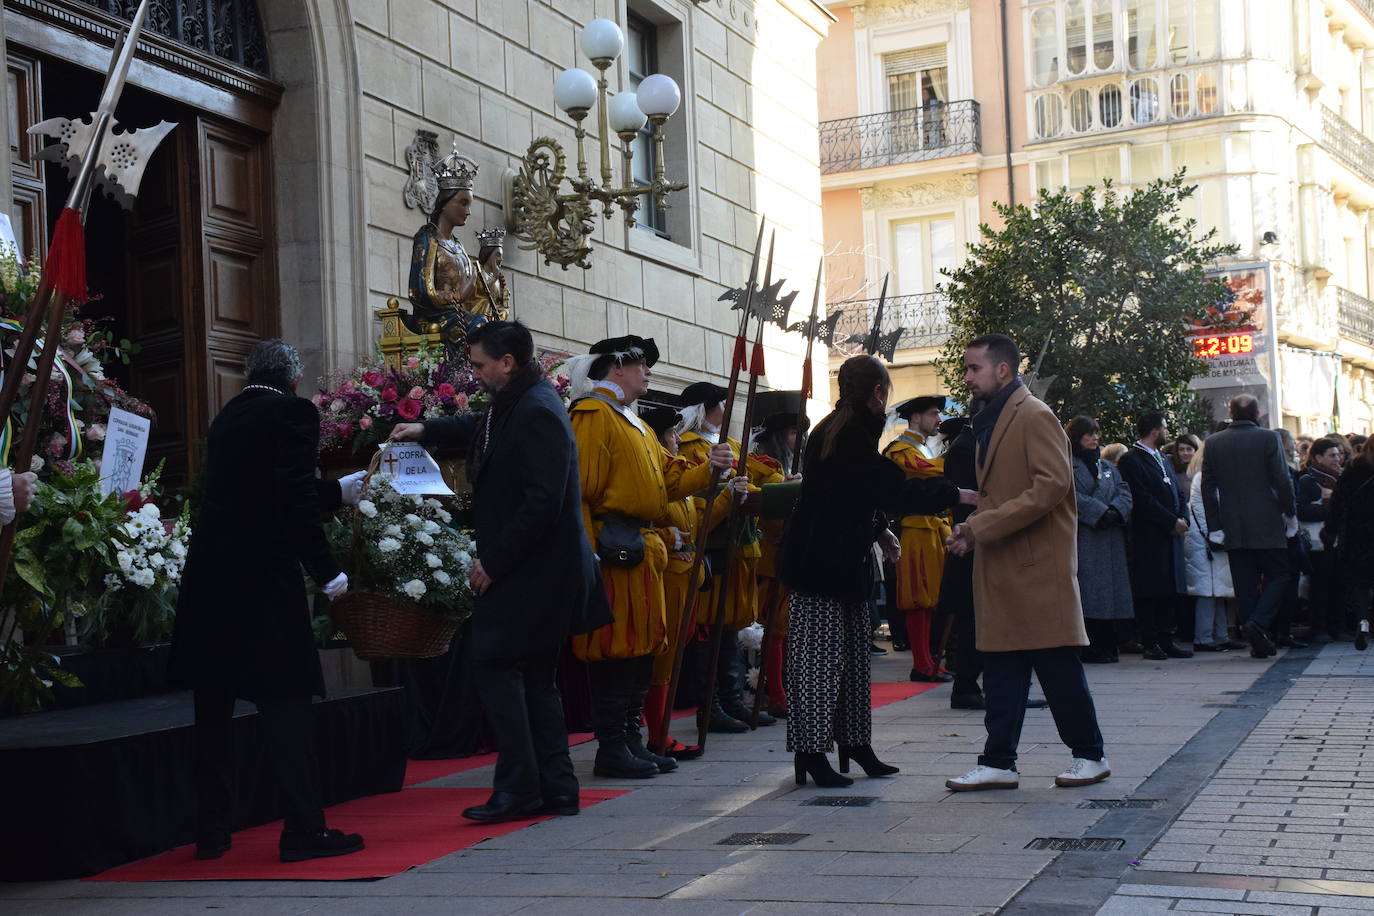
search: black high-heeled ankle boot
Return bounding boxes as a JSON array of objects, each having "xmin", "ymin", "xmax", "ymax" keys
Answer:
[
  {"xmin": 794, "ymin": 752, "xmax": 853, "ymax": 787},
  {"xmin": 838, "ymin": 744, "xmax": 899, "ymax": 777}
]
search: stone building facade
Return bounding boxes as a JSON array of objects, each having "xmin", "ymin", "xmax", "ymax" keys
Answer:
[
  {"xmin": 1, "ymin": 0, "xmax": 834, "ymax": 472},
  {"xmin": 818, "ymin": 0, "xmax": 1374, "ymax": 434}
]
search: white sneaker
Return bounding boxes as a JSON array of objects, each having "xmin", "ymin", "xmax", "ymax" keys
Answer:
[
  {"xmin": 1055, "ymin": 756, "xmax": 1110, "ymax": 787},
  {"xmin": 945, "ymin": 765, "xmax": 1019, "ymax": 792}
]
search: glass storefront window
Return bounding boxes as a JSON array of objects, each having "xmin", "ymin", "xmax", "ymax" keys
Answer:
[
  {"xmin": 1133, "ymin": 144, "xmax": 1165, "ymax": 183},
  {"xmin": 1068, "ymin": 147, "xmax": 1120, "ymax": 188}
]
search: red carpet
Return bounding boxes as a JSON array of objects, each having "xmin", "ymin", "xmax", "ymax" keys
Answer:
[
  {"xmin": 87, "ymin": 787, "xmax": 627, "ymax": 882},
  {"xmin": 88, "ymin": 685, "xmax": 931, "ymax": 882},
  {"xmin": 871, "ymin": 681, "xmax": 942, "ymax": 708}
]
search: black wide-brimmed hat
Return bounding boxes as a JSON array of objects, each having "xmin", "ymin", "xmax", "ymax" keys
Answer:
[
  {"xmin": 588, "ymin": 335, "xmax": 658, "ymax": 378},
  {"xmin": 760, "ymin": 411, "xmax": 807, "ymax": 434},
  {"xmin": 938, "ymin": 415, "xmax": 971, "ymax": 438},
  {"xmin": 893, "ymin": 395, "xmax": 946, "ymax": 419},
  {"xmin": 642, "ymin": 405, "xmax": 682, "ymax": 438},
  {"xmin": 680, "ymin": 381, "xmax": 728, "ymax": 408}
]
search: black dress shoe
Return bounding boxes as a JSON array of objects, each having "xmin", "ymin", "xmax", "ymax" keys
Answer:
[
  {"xmin": 279, "ymin": 828, "xmax": 365, "ymax": 863},
  {"xmin": 724, "ymin": 703, "xmax": 776, "ymax": 727},
  {"xmin": 462, "ymin": 791, "xmax": 542, "ymax": 823},
  {"xmin": 1141, "ymin": 645, "xmax": 1168, "ymax": 660},
  {"xmin": 950, "ymin": 692, "xmax": 986, "ymax": 710},
  {"xmin": 910, "ymin": 669, "xmax": 953, "ymax": 683},
  {"xmin": 707, "ymin": 708, "xmax": 750, "ymax": 733},
  {"xmin": 870, "ymin": 643, "xmax": 888, "ymax": 655},
  {"xmin": 593, "ymin": 743, "xmax": 659, "ymax": 778},
  {"xmin": 1242, "ymin": 621, "xmax": 1275, "ymax": 657},
  {"xmin": 194, "ymin": 834, "xmax": 231, "ymax": 860},
  {"xmin": 534, "ymin": 793, "xmax": 580, "ymax": 816},
  {"xmin": 892, "ymin": 641, "xmax": 910, "ymax": 652},
  {"xmin": 1164, "ymin": 643, "xmax": 1194, "ymax": 659}
]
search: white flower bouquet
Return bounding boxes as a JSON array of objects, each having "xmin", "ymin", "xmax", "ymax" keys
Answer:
[{"xmin": 325, "ymin": 471, "xmax": 475, "ymax": 659}]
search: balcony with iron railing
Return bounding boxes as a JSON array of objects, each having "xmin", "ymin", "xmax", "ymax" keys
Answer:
[
  {"xmin": 1337, "ymin": 286, "xmax": 1374, "ymax": 348},
  {"xmin": 819, "ymin": 101, "xmax": 980, "ymax": 175},
  {"xmin": 1321, "ymin": 107, "xmax": 1374, "ymax": 187},
  {"xmin": 828, "ymin": 291, "xmax": 954, "ymax": 353}
]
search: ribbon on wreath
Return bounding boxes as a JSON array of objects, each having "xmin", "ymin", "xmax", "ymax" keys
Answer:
[{"xmin": 0, "ymin": 316, "xmax": 83, "ymax": 464}]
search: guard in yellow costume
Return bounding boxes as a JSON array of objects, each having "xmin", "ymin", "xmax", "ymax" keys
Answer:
[
  {"xmin": 641, "ymin": 406, "xmax": 745, "ymax": 760},
  {"xmin": 566, "ymin": 337, "xmax": 733, "ymax": 779},
  {"xmin": 883, "ymin": 395, "xmax": 952, "ymax": 682},
  {"xmin": 751, "ymin": 411, "xmax": 807, "ymax": 718},
  {"xmin": 676, "ymin": 382, "xmax": 785, "ymax": 732}
]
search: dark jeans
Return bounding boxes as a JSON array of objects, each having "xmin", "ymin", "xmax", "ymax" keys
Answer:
[
  {"xmin": 979, "ymin": 647, "xmax": 1104, "ymax": 771},
  {"xmin": 1227, "ymin": 547, "xmax": 1292, "ymax": 631},
  {"xmin": 951, "ymin": 604, "xmax": 982, "ymax": 695},
  {"xmin": 193, "ymin": 691, "xmax": 325, "ymax": 839},
  {"xmin": 1308, "ymin": 549, "xmax": 1342, "ymax": 636},
  {"xmin": 473, "ymin": 650, "xmax": 578, "ymax": 800},
  {"xmin": 1131, "ymin": 593, "xmax": 1177, "ymax": 649}
]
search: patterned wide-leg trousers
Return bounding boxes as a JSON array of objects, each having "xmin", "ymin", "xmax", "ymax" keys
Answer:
[{"xmin": 785, "ymin": 591, "xmax": 872, "ymax": 753}]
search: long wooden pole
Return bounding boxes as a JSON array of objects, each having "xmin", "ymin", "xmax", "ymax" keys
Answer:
[
  {"xmin": 650, "ymin": 219, "xmax": 767, "ymax": 754},
  {"xmin": 694, "ymin": 231, "xmax": 776, "ymax": 750}
]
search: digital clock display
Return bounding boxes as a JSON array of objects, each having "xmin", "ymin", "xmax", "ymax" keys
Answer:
[{"xmin": 1193, "ymin": 333, "xmax": 1255, "ymax": 358}]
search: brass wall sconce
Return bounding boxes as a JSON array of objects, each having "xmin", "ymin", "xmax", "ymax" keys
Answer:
[{"xmin": 502, "ymin": 17, "xmax": 687, "ymax": 270}]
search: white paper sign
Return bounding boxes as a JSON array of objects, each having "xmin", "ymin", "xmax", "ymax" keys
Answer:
[
  {"xmin": 374, "ymin": 442, "xmax": 455, "ymax": 496},
  {"xmin": 100, "ymin": 407, "xmax": 152, "ymax": 496},
  {"xmin": 0, "ymin": 214, "xmax": 19, "ymax": 263}
]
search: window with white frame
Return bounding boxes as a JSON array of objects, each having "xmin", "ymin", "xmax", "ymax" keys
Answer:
[
  {"xmin": 884, "ymin": 46, "xmax": 949, "ymax": 111},
  {"xmin": 1027, "ymin": 0, "xmax": 1219, "ymax": 84},
  {"xmin": 893, "ymin": 215, "xmax": 956, "ymax": 296},
  {"xmin": 627, "ymin": 12, "xmax": 666, "ymax": 237}
]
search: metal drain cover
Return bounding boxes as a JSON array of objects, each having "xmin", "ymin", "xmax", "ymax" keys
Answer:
[
  {"xmin": 803, "ymin": 796, "xmax": 879, "ymax": 807},
  {"xmin": 718, "ymin": 832, "xmax": 809, "ymax": 846},
  {"xmin": 1025, "ymin": 837, "xmax": 1125, "ymax": 851},
  {"xmin": 1077, "ymin": 799, "xmax": 1163, "ymax": 809}
]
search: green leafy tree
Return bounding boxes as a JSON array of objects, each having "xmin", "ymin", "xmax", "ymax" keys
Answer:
[{"xmin": 936, "ymin": 173, "xmax": 1241, "ymax": 443}]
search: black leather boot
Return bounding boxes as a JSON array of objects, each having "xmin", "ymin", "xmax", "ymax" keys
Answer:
[
  {"xmin": 589, "ymin": 660, "xmax": 658, "ymax": 779},
  {"xmin": 837, "ymin": 744, "xmax": 899, "ymax": 777},
  {"xmin": 625, "ymin": 656, "xmax": 677, "ymax": 773},
  {"xmin": 718, "ymin": 629, "xmax": 775, "ymax": 726}
]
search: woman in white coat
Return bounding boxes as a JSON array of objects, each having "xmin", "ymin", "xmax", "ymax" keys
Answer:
[{"xmin": 1185, "ymin": 441, "xmax": 1235, "ymax": 650}]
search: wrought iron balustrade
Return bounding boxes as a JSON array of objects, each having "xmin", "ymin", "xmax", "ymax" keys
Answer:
[
  {"xmin": 1337, "ymin": 286, "xmax": 1374, "ymax": 348},
  {"xmin": 828, "ymin": 291, "xmax": 953, "ymax": 354},
  {"xmin": 1321, "ymin": 107, "xmax": 1374, "ymax": 187},
  {"xmin": 819, "ymin": 100, "xmax": 980, "ymax": 175}
]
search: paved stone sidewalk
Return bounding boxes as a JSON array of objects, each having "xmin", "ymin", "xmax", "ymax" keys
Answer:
[
  {"xmin": 0, "ymin": 644, "xmax": 1325, "ymax": 915},
  {"xmin": 1099, "ymin": 642, "xmax": 1374, "ymax": 915}
]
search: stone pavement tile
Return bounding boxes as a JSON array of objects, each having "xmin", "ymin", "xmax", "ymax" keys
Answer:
[
  {"xmin": 1249, "ymin": 890, "xmax": 1374, "ymax": 909},
  {"xmin": 1117, "ymin": 883, "xmax": 1246, "ymax": 900},
  {"xmin": 1319, "ymin": 869, "xmax": 1374, "ymax": 882},
  {"xmin": 883, "ymin": 876, "xmax": 1028, "ymax": 907},
  {"xmin": 1096, "ymin": 896, "xmax": 1178, "ymax": 914},
  {"xmin": 745, "ymin": 904, "xmax": 991, "ymax": 916},
  {"xmin": 510, "ymin": 898, "xmax": 744, "ymax": 915},
  {"xmin": 819, "ymin": 851, "xmax": 1054, "ymax": 878},
  {"xmin": 666, "ymin": 872, "xmax": 914, "ymax": 903},
  {"xmin": 1171, "ymin": 901, "xmax": 1315, "ymax": 915},
  {"xmin": 698, "ymin": 850, "xmax": 849, "ymax": 876},
  {"xmin": 322, "ymin": 898, "xmax": 540, "ymax": 915},
  {"xmin": 414, "ymin": 847, "xmax": 735, "ymax": 875},
  {"xmin": 397, "ymin": 872, "xmax": 697, "ymax": 898},
  {"xmin": 0, "ymin": 900, "xmax": 328, "ymax": 916}
]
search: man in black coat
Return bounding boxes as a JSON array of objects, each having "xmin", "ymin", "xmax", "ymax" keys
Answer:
[
  {"xmin": 391, "ymin": 320, "xmax": 611, "ymax": 823},
  {"xmin": 1118, "ymin": 411, "xmax": 1193, "ymax": 659},
  {"xmin": 170, "ymin": 339, "xmax": 365, "ymax": 863},
  {"xmin": 1200, "ymin": 394, "xmax": 1295, "ymax": 657}
]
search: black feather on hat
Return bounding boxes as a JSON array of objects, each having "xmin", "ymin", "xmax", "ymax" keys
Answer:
[{"xmin": 893, "ymin": 395, "xmax": 946, "ymax": 420}]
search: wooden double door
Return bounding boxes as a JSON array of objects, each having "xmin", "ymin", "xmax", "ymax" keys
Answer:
[{"xmin": 9, "ymin": 49, "xmax": 278, "ymax": 481}]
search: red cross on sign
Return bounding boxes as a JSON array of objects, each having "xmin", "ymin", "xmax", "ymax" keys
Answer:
[{"xmin": 382, "ymin": 451, "xmax": 401, "ymax": 475}]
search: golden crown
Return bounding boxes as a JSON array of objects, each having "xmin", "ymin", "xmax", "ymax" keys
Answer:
[{"xmin": 433, "ymin": 141, "xmax": 478, "ymax": 191}]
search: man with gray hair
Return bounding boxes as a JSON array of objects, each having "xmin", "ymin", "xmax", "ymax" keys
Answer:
[
  {"xmin": 1199, "ymin": 394, "xmax": 1296, "ymax": 658},
  {"xmin": 170, "ymin": 338, "xmax": 368, "ymax": 863}
]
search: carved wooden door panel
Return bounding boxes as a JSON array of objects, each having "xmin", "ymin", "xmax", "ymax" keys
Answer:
[
  {"xmin": 195, "ymin": 116, "xmax": 277, "ymax": 418},
  {"xmin": 128, "ymin": 115, "xmax": 276, "ymax": 479}
]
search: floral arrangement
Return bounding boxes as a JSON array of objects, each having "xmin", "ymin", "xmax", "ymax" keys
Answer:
[
  {"xmin": 0, "ymin": 461, "xmax": 186, "ymax": 712},
  {"xmin": 327, "ymin": 473, "xmax": 476, "ymax": 620},
  {"xmin": 0, "ymin": 248, "xmax": 153, "ymax": 477},
  {"xmin": 314, "ymin": 343, "xmax": 573, "ymax": 455}
]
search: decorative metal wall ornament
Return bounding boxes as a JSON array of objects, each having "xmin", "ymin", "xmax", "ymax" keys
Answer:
[
  {"xmin": 502, "ymin": 18, "xmax": 687, "ymax": 270},
  {"xmin": 80, "ymin": 0, "xmax": 269, "ymax": 74},
  {"xmin": 402, "ymin": 129, "xmax": 440, "ymax": 212}
]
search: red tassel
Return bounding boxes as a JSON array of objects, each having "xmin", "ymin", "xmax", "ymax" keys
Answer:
[
  {"xmin": 732, "ymin": 336, "xmax": 747, "ymax": 371},
  {"xmin": 46, "ymin": 209, "xmax": 87, "ymax": 301},
  {"xmin": 750, "ymin": 341, "xmax": 765, "ymax": 376}
]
